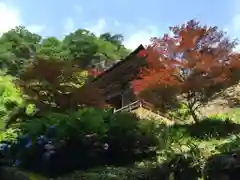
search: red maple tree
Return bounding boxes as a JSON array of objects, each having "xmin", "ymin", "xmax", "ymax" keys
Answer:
[
  {"xmin": 18, "ymin": 58, "xmax": 106, "ymax": 112},
  {"xmin": 132, "ymin": 20, "xmax": 240, "ymax": 122}
]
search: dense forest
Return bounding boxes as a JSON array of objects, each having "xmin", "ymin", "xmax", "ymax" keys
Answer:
[{"xmin": 0, "ymin": 26, "xmax": 130, "ymax": 76}]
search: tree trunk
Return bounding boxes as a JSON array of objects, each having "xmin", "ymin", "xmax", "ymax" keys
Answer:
[{"xmin": 189, "ymin": 107, "xmax": 200, "ymax": 123}]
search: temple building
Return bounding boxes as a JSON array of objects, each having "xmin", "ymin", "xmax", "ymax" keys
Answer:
[{"xmin": 91, "ymin": 45, "xmax": 173, "ymax": 124}]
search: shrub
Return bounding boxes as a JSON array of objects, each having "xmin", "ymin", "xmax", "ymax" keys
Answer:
[
  {"xmin": 168, "ymin": 103, "xmax": 191, "ymax": 123},
  {"xmin": 1, "ymin": 108, "xmax": 158, "ymax": 177},
  {"xmin": 217, "ymin": 135, "xmax": 240, "ymax": 152},
  {"xmin": 203, "ymin": 150, "xmax": 240, "ymax": 180},
  {"xmin": 0, "ymin": 128, "xmax": 19, "ymax": 142},
  {"xmin": 171, "ymin": 116, "xmax": 240, "ymax": 140},
  {"xmin": 0, "ymin": 74, "xmax": 24, "ymax": 130}
]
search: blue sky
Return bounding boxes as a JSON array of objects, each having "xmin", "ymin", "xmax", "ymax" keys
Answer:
[{"xmin": 0, "ymin": 0, "xmax": 239, "ymax": 49}]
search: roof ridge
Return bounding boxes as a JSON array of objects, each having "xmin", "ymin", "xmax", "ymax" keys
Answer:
[{"xmin": 92, "ymin": 44, "xmax": 145, "ymax": 82}]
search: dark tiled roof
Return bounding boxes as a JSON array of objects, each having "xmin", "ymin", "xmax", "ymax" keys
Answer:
[{"xmin": 92, "ymin": 44, "xmax": 145, "ymax": 82}]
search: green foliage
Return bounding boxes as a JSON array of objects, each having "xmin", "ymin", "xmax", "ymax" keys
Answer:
[
  {"xmin": 18, "ymin": 58, "xmax": 105, "ymax": 112},
  {"xmin": 2, "ymin": 109, "xmax": 240, "ymax": 179},
  {"xmin": 0, "ymin": 26, "xmax": 129, "ymax": 76},
  {"xmin": 0, "ymin": 128, "xmax": 20, "ymax": 142},
  {"xmin": 0, "ymin": 74, "xmax": 23, "ymax": 110},
  {"xmin": 61, "ymin": 29, "xmax": 129, "ymax": 68},
  {"xmin": 168, "ymin": 116, "xmax": 240, "ymax": 140},
  {"xmin": 37, "ymin": 37, "xmax": 69, "ymax": 60},
  {"xmin": 0, "ymin": 167, "xmax": 49, "ymax": 180},
  {"xmin": 168, "ymin": 103, "xmax": 191, "ymax": 122},
  {"xmin": 223, "ymin": 108, "xmax": 240, "ymax": 123},
  {"xmin": 207, "ymin": 113, "xmax": 231, "ymax": 121},
  {"xmin": 0, "ymin": 26, "xmax": 41, "ymax": 76},
  {"xmin": 25, "ymin": 104, "xmax": 37, "ymax": 115},
  {"xmin": 1, "ymin": 108, "xmax": 157, "ymax": 177},
  {"xmin": 0, "ymin": 74, "xmax": 24, "ymax": 129},
  {"xmin": 1, "ymin": 23, "xmax": 240, "ymax": 180},
  {"xmin": 217, "ymin": 135, "xmax": 240, "ymax": 152},
  {"xmin": 20, "ymin": 108, "xmax": 109, "ymax": 140},
  {"xmin": 100, "ymin": 32, "xmax": 124, "ymax": 46},
  {"xmin": 53, "ymin": 166, "xmax": 150, "ymax": 180},
  {"xmin": 0, "ymin": 25, "xmax": 132, "ymax": 178}
]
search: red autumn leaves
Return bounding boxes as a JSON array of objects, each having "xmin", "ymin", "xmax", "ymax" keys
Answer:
[{"xmin": 132, "ymin": 20, "xmax": 240, "ymax": 112}]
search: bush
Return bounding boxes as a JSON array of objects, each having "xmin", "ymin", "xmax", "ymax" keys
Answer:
[
  {"xmin": 203, "ymin": 150, "xmax": 240, "ymax": 180},
  {"xmin": 0, "ymin": 108, "xmax": 158, "ymax": 177},
  {"xmin": 217, "ymin": 135, "xmax": 240, "ymax": 152},
  {"xmin": 171, "ymin": 116, "xmax": 240, "ymax": 140},
  {"xmin": 0, "ymin": 128, "xmax": 19, "ymax": 142}
]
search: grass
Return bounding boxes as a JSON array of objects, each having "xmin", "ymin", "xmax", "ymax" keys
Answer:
[
  {"xmin": 19, "ymin": 171, "xmax": 48, "ymax": 180},
  {"xmin": 226, "ymin": 107, "xmax": 240, "ymax": 122},
  {"xmin": 1, "ymin": 167, "xmax": 149, "ymax": 180},
  {"xmin": 1, "ymin": 167, "xmax": 48, "ymax": 180},
  {"xmin": 52, "ymin": 166, "xmax": 149, "ymax": 180}
]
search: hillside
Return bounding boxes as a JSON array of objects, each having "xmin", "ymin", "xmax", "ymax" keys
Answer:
[{"xmin": 201, "ymin": 82, "xmax": 240, "ymax": 116}]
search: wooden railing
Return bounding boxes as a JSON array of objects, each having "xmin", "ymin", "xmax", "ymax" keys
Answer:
[
  {"xmin": 113, "ymin": 100, "xmax": 141, "ymax": 113},
  {"xmin": 113, "ymin": 99, "xmax": 168, "ymax": 118}
]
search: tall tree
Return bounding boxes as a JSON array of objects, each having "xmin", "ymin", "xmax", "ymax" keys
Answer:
[
  {"xmin": 17, "ymin": 58, "xmax": 106, "ymax": 112},
  {"xmin": 37, "ymin": 37, "xmax": 69, "ymax": 60},
  {"xmin": 0, "ymin": 26, "xmax": 41, "ymax": 76},
  {"xmin": 0, "ymin": 26, "xmax": 129, "ymax": 76},
  {"xmin": 100, "ymin": 32, "xmax": 124, "ymax": 47},
  {"xmin": 99, "ymin": 32, "xmax": 129, "ymax": 61},
  {"xmin": 63, "ymin": 29, "xmax": 129, "ymax": 68},
  {"xmin": 131, "ymin": 20, "xmax": 240, "ymax": 123}
]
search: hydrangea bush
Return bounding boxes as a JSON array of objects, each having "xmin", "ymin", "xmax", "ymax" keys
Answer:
[{"xmin": 0, "ymin": 108, "xmax": 158, "ymax": 177}]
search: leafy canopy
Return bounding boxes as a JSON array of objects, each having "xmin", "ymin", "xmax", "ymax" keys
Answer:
[
  {"xmin": 18, "ymin": 58, "xmax": 106, "ymax": 112},
  {"xmin": 132, "ymin": 20, "xmax": 240, "ymax": 122},
  {"xmin": 0, "ymin": 26, "xmax": 129, "ymax": 76}
]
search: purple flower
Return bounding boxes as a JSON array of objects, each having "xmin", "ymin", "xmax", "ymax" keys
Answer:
[
  {"xmin": 13, "ymin": 159, "xmax": 21, "ymax": 167},
  {"xmin": 0, "ymin": 143, "xmax": 8, "ymax": 151},
  {"xmin": 0, "ymin": 143, "xmax": 8, "ymax": 154},
  {"xmin": 25, "ymin": 142, "xmax": 32, "ymax": 148},
  {"xmin": 49, "ymin": 125, "xmax": 55, "ymax": 129}
]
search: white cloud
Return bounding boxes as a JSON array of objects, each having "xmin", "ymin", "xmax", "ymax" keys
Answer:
[
  {"xmin": 0, "ymin": 2, "xmax": 45, "ymax": 35},
  {"xmin": 63, "ymin": 17, "xmax": 107, "ymax": 37},
  {"xmin": 62, "ymin": 16, "xmax": 161, "ymax": 50},
  {"xmin": 124, "ymin": 26, "xmax": 160, "ymax": 50},
  {"xmin": 63, "ymin": 17, "xmax": 76, "ymax": 34},
  {"xmin": 87, "ymin": 18, "xmax": 106, "ymax": 36},
  {"xmin": 27, "ymin": 24, "xmax": 45, "ymax": 34},
  {"xmin": 0, "ymin": 3, "xmax": 20, "ymax": 35},
  {"xmin": 229, "ymin": 1, "xmax": 240, "ymax": 51},
  {"xmin": 226, "ymin": 13, "xmax": 240, "ymax": 51},
  {"xmin": 230, "ymin": 14, "xmax": 240, "ymax": 34}
]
